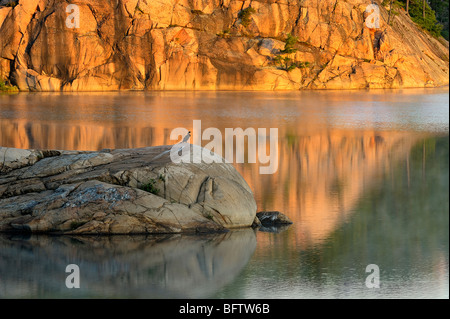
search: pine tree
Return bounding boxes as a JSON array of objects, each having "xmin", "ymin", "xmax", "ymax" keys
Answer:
[{"xmin": 396, "ymin": 0, "xmax": 445, "ymax": 38}]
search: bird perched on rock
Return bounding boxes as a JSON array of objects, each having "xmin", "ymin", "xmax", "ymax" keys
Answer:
[
  {"xmin": 149, "ymin": 131, "xmax": 191, "ymax": 162},
  {"xmin": 182, "ymin": 131, "xmax": 191, "ymax": 143}
]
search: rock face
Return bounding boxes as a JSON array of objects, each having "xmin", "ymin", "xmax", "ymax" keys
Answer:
[
  {"xmin": 0, "ymin": 145, "xmax": 257, "ymax": 234},
  {"xmin": 0, "ymin": 0, "xmax": 448, "ymax": 91}
]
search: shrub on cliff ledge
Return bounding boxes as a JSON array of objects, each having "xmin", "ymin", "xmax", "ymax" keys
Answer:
[
  {"xmin": 0, "ymin": 80, "xmax": 18, "ymax": 93},
  {"xmin": 139, "ymin": 179, "xmax": 160, "ymax": 195},
  {"xmin": 239, "ymin": 7, "xmax": 256, "ymax": 28},
  {"xmin": 281, "ymin": 34, "xmax": 299, "ymax": 54},
  {"xmin": 273, "ymin": 34, "xmax": 307, "ymax": 72},
  {"xmin": 274, "ymin": 56, "xmax": 310, "ymax": 72}
]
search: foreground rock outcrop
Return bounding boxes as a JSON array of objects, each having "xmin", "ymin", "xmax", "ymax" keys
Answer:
[
  {"xmin": 0, "ymin": 145, "xmax": 257, "ymax": 234},
  {"xmin": 0, "ymin": 0, "xmax": 448, "ymax": 91}
]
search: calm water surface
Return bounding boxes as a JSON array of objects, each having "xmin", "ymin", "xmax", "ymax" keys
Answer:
[{"xmin": 0, "ymin": 88, "xmax": 448, "ymax": 298}]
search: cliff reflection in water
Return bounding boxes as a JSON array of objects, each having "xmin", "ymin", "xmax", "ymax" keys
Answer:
[
  {"xmin": 0, "ymin": 116, "xmax": 429, "ymax": 246},
  {"xmin": 0, "ymin": 230, "xmax": 256, "ymax": 298},
  {"xmin": 0, "ymin": 90, "xmax": 448, "ymax": 298},
  {"xmin": 220, "ymin": 136, "xmax": 449, "ymax": 299}
]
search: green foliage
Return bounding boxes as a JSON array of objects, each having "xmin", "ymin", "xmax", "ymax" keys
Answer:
[
  {"xmin": 273, "ymin": 34, "xmax": 309, "ymax": 72},
  {"xmin": 274, "ymin": 56, "xmax": 310, "ymax": 72},
  {"xmin": 203, "ymin": 212, "xmax": 214, "ymax": 220},
  {"xmin": 410, "ymin": 0, "xmax": 442, "ymax": 37},
  {"xmin": 281, "ymin": 34, "xmax": 299, "ymax": 54},
  {"xmin": 217, "ymin": 29, "xmax": 231, "ymax": 38},
  {"xmin": 239, "ymin": 7, "xmax": 256, "ymax": 28},
  {"xmin": 382, "ymin": 0, "xmax": 405, "ymax": 8},
  {"xmin": 0, "ymin": 80, "xmax": 19, "ymax": 93},
  {"xmin": 139, "ymin": 179, "xmax": 160, "ymax": 195},
  {"xmin": 428, "ymin": 0, "xmax": 449, "ymax": 39},
  {"xmin": 396, "ymin": 0, "xmax": 445, "ymax": 38},
  {"xmin": 382, "ymin": 0, "xmax": 404, "ymax": 20},
  {"xmin": 298, "ymin": 61, "xmax": 311, "ymax": 69}
]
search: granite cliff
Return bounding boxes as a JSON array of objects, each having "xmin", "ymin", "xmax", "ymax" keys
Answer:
[{"xmin": 0, "ymin": 0, "xmax": 448, "ymax": 91}]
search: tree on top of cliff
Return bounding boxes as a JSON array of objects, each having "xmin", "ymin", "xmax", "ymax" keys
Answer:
[
  {"xmin": 428, "ymin": 0, "xmax": 449, "ymax": 39},
  {"xmin": 394, "ymin": 0, "xmax": 446, "ymax": 38}
]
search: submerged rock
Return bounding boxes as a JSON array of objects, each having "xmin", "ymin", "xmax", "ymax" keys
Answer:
[{"xmin": 0, "ymin": 145, "xmax": 257, "ymax": 234}]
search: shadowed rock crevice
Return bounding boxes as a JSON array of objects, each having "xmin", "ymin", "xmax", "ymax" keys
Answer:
[{"xmin": 0, "ymin": 145, "xmax": 257, "ymax": 234}]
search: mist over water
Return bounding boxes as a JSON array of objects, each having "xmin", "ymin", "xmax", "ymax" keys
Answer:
[{"xmin": 0, "ymin": 88, "xmax": 448, "ymax": 298}]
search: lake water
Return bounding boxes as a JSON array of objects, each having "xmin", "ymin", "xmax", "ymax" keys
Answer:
[{"xmin": 0, "ymin": 88, "xmax": 448, "ymax": 299}]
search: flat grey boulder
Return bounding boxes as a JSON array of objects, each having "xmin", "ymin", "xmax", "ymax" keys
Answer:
[{"xmin": 0, "ymin": 145, "xmax": 257, "ymax": 234}]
